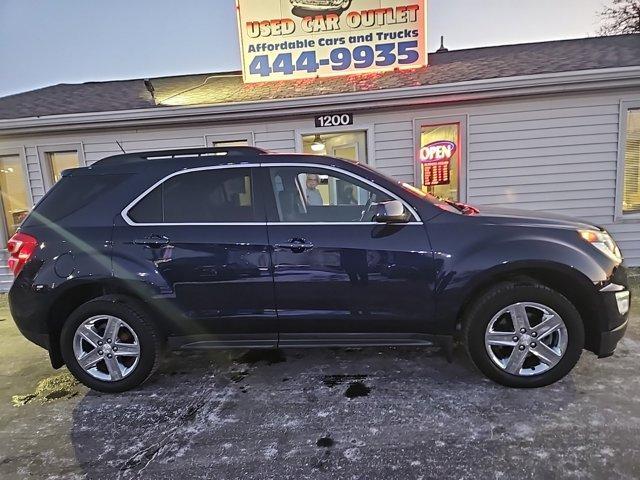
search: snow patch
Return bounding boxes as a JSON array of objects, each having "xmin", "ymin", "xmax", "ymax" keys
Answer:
[{"xmin": 343, "ymin": 448, "xmax": 362, "ymax": 462}]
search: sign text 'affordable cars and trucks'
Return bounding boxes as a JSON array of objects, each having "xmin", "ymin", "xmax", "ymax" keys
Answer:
[{"xmin": 236, "ymin": 0, "xmax": 427, "ymax": 83}]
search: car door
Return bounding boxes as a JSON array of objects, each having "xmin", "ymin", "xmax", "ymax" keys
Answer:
[
  {"xmin": 112, "ymin": 165, "xmax": 277, "ymax": 347},
  {"xmin": 263, "ymin": 162, "xmax": 437, "ymax": 346}
]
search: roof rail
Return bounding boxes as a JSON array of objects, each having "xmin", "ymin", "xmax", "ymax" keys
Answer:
[{"xmin": 92, "ymin": 146, "xmax": 268, "ymax": 167}]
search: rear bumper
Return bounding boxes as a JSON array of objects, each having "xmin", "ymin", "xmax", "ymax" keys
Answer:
[
  {"xmin": 17, "ymin": 326, "xmax": 50, "ymax": 350},
  {"xmin": 8, "ymin": 270, "xmax": 62, "ymax": 368},
  {"xmin": 9, "ymin": 280, "xmax": 51, "ymax": 345},
  {"xmin": 15, "ymin": 325, "xmax": 64, "ymax": 369}
]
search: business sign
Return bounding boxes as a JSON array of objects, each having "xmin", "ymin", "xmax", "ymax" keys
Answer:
[
  {"xmin": 419, "ymin": 140, "xmax": 456, "ymax": 163},
  {"xmin": 418, "ymin": 121, "xmax": 460, "ymax": 194},
  {"xmin": 419, "ymin": 140, "xmax": 456, "ymax": 187},
  {"xmin": 236, "ymin": 0, "xmax": 427, "ymax": 83}
]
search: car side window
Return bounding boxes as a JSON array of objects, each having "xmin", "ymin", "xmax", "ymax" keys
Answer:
[
  {"xmin": 127, "ymin": 168, "xmax": 256, "ymax": 223},
  {"xmin": 268, "ymin": 166, "xmax": 411, "ymax": 223}
]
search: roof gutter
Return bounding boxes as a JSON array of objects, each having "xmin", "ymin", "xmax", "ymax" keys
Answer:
[{"xmin": 1, "ymin": 66, "xmax": 640, "ymax": 135}]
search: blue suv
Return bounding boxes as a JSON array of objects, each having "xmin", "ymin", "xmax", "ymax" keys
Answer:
[{"xmin": 8, "ymin": 147, "xmax": 631, "ymax": 392}]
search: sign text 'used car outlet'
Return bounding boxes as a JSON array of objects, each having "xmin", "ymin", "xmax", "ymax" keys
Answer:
[{"xmin": 236, "ymin": 0, "xmax": 427, "ymax": 83}]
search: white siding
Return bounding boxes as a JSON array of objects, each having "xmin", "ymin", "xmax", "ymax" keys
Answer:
[
  {"xmin": 255, "ymin": 130, "xmax": 296, "ymax": 152},
  {"xmin": 1, "ymin": 88, "xmax": 639, "ymax": 264},
  {"xmin": 465, "ymin": 101, "xmax": 627, "ymax": 257},
  {"xmin": 374, "ymin": 121, "xmax": 414, "ymax": 183}
]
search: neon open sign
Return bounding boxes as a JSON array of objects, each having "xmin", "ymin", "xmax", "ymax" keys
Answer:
[
  {"xmin": 419, "ymin": 140, "xmax": 456, "ymax": 187},
  {"xmin": 419, "ymin": 140, "xmax": 457, "ymax": 163}
]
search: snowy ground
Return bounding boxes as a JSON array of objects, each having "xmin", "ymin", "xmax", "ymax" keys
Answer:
[{"xmin": 1, "ymin": 285, "xmax": 639, "ymax": 480}]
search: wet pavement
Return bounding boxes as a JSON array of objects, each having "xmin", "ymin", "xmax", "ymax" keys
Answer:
[{"xmin": 1, "ymin": 286, "xmax": 639, "ymax": 480}]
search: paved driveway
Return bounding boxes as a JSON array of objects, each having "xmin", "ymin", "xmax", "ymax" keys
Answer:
[{"xmin": 1, "ymin": 287, "xmax": 638, "ymax": 480}]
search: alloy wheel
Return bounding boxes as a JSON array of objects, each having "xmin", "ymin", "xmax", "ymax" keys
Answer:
[
  {"xmin": 72, "ymin": 315, "xmax": 141, "ymax": 382},
  {"xmin": 484, "ymin": 302, "xmax": 568, "ymax": 376}
]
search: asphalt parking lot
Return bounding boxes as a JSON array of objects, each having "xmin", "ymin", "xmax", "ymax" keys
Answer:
[{"xmin": 1, "ymin": 283, "xmax": 639, "ymax": 480}]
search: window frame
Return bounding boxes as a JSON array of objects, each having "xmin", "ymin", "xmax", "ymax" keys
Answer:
[
  {"xmin": 0, "ymin": 146, "xmax": 32, "ymax": 243},
  {"xmin": 295, "ymin": 125, "xmax": 376, "ymax": 167},
  {"xmin": 413, "ymin": 115, "xmax": 468, "ymax": 203},
  {"xmin": 205, "ymin": 132, "xmax": 255, "ymax": 147},
  {"xmin": 615, "ymin": 100, "xmax": 640, "ymax": 222},
  {"xmin": 37, "ymin": 143, "xmax": 85, "ymax": 190},
  {"xmin": 122, "ymin": 164, "xmax": 264, "ymax": 226}
]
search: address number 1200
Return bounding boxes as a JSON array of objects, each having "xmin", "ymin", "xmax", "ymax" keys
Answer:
[{"xmin": 249, "ymin": 41, "xmax": 420, "ymax": 77}]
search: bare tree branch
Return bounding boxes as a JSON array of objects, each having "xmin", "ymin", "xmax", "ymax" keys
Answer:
[{"xmin": 598, "ymin": 0, "xmax": 640, "ymax": 35}]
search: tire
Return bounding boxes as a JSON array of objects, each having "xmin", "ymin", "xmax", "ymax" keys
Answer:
[
  {"xmin": 60, "ymin": 295, "xmax": 162, "ymax": 393},
  {"xmin": 463, "ymin": 282, "xmax": 585, "ymax": 388}
]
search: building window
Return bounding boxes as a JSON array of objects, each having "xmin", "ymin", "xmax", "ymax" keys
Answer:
[
  {"xmin": 47, "ymin": 151, "xmax": 80, "ymax": 183},
  {"xmin": 0, "ymin": 154, "xmax": 29, "ymax": 241},
  {"xmin": 623, "ymin": 108, "xmax": 640, "ymax": 214},
  {"xmin": 417, "ymin": 122, "xmax": 461, "ymax": 201},
  {"xmin": 211, "ymin": 140, "xmax": 249, "ymax": 148},
  {"xmin": 206, "ymin": 133, "xmax": 254, "ymax": 148},
  {"xmin": 302, "ymin": 131, "xmax": 367, "ymax": 163},
  {"xmin": 38, "ymin": 145, "xmax": 83, "ymax": 189}
]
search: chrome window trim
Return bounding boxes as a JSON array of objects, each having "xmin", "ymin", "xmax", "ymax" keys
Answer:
[
  {"xmin": 269, "ymin": 221, "xmax": 424, "ymax": 226},
  {"xmin": 121, "ymin": 162, "xmax": 423, "ymax": 226}
]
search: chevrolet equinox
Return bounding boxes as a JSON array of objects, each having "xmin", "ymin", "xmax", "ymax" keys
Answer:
[{"xmin": 8, "ymin": 147, "xmax": 631, "ymax": 392}]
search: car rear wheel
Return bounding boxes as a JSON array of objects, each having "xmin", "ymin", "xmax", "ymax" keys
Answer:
[
  {"xmin": 463, "ymin": 283, "xmax": 585, "ymax": 388},
  {"xmin": 60, "ymin": 295, "xmax": 162, "ymax": 393}
]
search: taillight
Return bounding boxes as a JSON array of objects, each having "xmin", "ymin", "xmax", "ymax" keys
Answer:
[{"xmin": 7, "ymin": 232, "xmax": 38, "ymax": 276}]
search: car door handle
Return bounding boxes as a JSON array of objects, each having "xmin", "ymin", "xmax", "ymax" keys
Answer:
[
  {"xmin": 134, "ymin": 236, "xmax": 170, "ymax": 247},
  {"xmin": 274, "ymin": 241, "xmax": 314, "ymax": 252}
]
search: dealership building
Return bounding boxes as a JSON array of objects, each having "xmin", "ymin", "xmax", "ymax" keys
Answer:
[{"xmin": 0, "ymin": 32, "xmax": 639, "ymax": 289}]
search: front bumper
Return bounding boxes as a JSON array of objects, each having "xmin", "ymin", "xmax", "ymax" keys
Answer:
[
  {"xmin": 593, "ymin": 283, "xmax": 631, "ymax": 357},
  {"xmin": 597, "ymin": 319, "xmax": 628, "ymax": 358}
]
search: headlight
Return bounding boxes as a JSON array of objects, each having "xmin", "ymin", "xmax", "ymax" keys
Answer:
[{"xmin": 578, "ymin": 229, "xmax": 622, "ymax": 262}]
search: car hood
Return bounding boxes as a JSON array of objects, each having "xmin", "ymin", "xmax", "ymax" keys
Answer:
[{"xmin": 470, "ymin": 205, "xmax": 599, "ymax": 231}]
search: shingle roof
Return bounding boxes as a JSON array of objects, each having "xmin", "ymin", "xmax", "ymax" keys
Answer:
[{"xmin": 1, "ymin": 34, "xmax": 639, "ymax": 120}]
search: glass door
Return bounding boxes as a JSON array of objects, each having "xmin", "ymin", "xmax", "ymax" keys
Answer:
[
  {"xmin": 0, "ymin": 154, "xmax": 30, "ymax": 243},
  {"xmin": 301, "ymin": 130, "xmax": 369, "ymax": 204}
]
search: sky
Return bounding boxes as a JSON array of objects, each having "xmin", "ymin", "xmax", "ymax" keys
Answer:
[{"xmin": 0, "ymin": 0, "xmax": 611, "ymax": 98}]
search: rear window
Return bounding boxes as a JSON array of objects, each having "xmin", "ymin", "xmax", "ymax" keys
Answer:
[
  {"xmin": 127, "ymin": 168, "xmax": 257, "ymax": 224},
  {"xmin": 28, "ymin": 174, "xmax": 126, "ymax": 224}
]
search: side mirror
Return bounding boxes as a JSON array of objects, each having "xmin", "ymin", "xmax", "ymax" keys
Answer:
[{"xmin": 374, "ymin": 200, "xmax": 411, "ymax": 224}]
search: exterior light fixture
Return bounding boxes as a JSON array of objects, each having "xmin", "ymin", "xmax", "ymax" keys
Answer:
[{"xmin": 311, "ymin": 135, "xmax": 325, "ymax": 152}]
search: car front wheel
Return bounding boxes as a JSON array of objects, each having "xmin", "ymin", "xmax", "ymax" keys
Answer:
[
  {"xmin": 464, "ymin": 283, "xmax": 585, "ymax": 388},
  {"xmin": 60, "ymin": 295, "xmax": 162, "ymax": 393}
]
